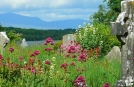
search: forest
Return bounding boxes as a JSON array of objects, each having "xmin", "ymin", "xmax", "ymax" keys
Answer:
[{"xmin": 4, "ymin": 27, "xmax": 76, "ymax": 41}]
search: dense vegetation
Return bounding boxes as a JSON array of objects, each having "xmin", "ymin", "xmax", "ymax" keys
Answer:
[{"xmin": 4, "ymin": 27, "xmax": 76, "ymax": 41}]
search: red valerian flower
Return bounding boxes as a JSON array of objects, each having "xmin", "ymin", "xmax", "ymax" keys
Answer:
[
  {"xmin": 74, "ymin": 75, "xmax": 87, "ymax": 87},
  {"xmin": 28, "ymin": 58, "xmax": 35, "ymax": 64},
  {"xmin": 34, "ymin": 50, "xmax": 40, "ymax": 55},
  {"xmin": 102, "ymin": 83, "xmax": 110, "ymax": 87},
  {"xmin": 70, "ymin": 62, "xmax": 76, "ymax": 66},
  {"xmin": 0, "ymin": 55, "xmax": 4, "ymax": 60},
  {"xmin": 9, "ymin": 47, "xmax": 14, "ymax": 52},
  {"xmin": 44, "ymin": 48, "xmax": 53, "ymax": 52},
  {"xmin": 44, "ymin": 37, "xmax": 54, "ymax": 45},
  {"xmin": 19, "ymin": 56, "xmax": 23, "ymax": 62},
  {"xmin": 31, "ymin": 66, "xmax": 36, "ymax": 74},
  {"xmin": 78, "ymin": 54, "xmax": 87, "ymax": 61},
  {"xmin": 44, "ymin": 60, "xmax": 51, "ymax": 65},
  {"xmin": 67, "ymin": 46, "xmax": 76, "ymax": 53},
  {"xmin": 60, "ymin": 63, "xmax": 68, "ymax": 69}
]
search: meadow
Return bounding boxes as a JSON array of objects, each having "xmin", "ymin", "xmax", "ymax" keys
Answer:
[{"xmin": 0, "ymin": 37, "xmax": 121, "ymax": 87}]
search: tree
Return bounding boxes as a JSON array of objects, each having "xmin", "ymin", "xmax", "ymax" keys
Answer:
[
  {"xmin": 0, "ymin": 24, "xmax": 5, "ymax": 31},
  {"xmin": 90, "ymin": 0, "xmax": 122, "ymax": 25}
]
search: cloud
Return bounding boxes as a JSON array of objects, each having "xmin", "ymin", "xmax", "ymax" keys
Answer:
[{"xmin": 0, "ymin": 0, "xmax": 103, "ymax": 21}]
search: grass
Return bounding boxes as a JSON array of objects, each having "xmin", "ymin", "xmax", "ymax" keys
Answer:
[{"xmin": 0, "ymin": 43, "xmax": 121, "ymax": 87}]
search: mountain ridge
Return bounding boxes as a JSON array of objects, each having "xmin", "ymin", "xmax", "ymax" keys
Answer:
[{"xmin": 0, "ymin": 12, "xmax": 89, "ymax": 29}]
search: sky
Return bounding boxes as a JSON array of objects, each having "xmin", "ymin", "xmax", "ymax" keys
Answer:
[{"xmin": 0, "ymin": 0, "xmax": 104, "ymax": 22}]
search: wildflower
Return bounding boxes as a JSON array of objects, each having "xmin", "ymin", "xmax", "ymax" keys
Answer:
[
  {"xmin": 0, "ymin": 55, "xmax": 4, "ymax": 60},
  {"xmin": 30, "ymin": 53, "xmax": 36, "ymax": 57},
  {"xmin": 67, "ymin": 46, "xmax": 76, "ymax": 53},
  {"xmin": 102, "ymin": 83, "xmax": 110, "ymax": 87},
  {"xmin": 44, "ymin": 37, "xmax": 53, "ymax": 45},
  {"xmin": 9, "ymin": 47, "xmax": 14, "ymax": 52},
  {"xmin": 38, "ymin": 59, "xmax": 41, "ymax": 65},
  {"xmin": 44, "ymin": 48, "xmax": 53, "ymax": 52},
  {"xmin": 34, "ymin": 50, "xmax": 40, "ymax": 55},
  {"xmin": 51, "ymin": 42, "xmax": 54, "ymax": 45},
  {"xmin": 44, "ymin": 59, "xmax": 51, "ymax": 65},
  {"xmin": 11, "ymin": 63, "xmax": 19, "ymax": 68},
  {"xmin": 52, "ymin": 57, "xmax": 56, "ymax": 61},
  {"xmin": 65, "ymin": 54, "xmax": 70, "ymax": 57},
  {"xmin": 74, "ymin": 76, "xmax": 87, "ymax": 87},
  {"xmin": 31, "ymin": 66, "xmax": 36, "ymax": 74},
  {"xmin": 82, "ymin": 68, "xmax": 85, "ymax": 71},
  {"xmin": 70, "ymin": 62, "xmax": 76, "ymax": 66},
  {"xmin": 19, "ymin": 56, "xmax": 23, "ymax": 62},
  {"xmin": 76, "ymin": 68, "xmax": 80, "ymax": 72},
  {"xmin": 28, "ymin": 58, "xmax": 35, "ymax": 64},
  {"xmin": 78, "ymin": 54, "xmax": 86, "ymax": 61},
  {"xmin": 60, "ymin": 63, "xmax": 68, "ymax": 69}
]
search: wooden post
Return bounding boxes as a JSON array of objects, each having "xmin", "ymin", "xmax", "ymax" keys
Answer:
[{"xmin": 111, "ymin": 0, "xmax": 134, "ymax": 87}]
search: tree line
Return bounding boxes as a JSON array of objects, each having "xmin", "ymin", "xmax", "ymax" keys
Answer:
[{"xmin": 4, "ymin": 27, "xmax": 76, "ymax": 41}]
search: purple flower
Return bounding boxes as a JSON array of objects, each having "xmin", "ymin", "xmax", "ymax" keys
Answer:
[
  {"xmin": 60, "ymin": 63, "xmax": 68, "ymax": 69},
  {"xmin": 102, "ymin": 83, "xmax": 110, "ymax": 87},
  {"xmin": 9, "ymin": 47, "xmax": 14, "ymax": 52},
  {"xmin": 34, "ymin": 50, "xmax": 40, "ymax": 55},
  {"xmin": 44, "ymin": 60, "xmax": 51, "ymax": 65},
  {"xmin": 74, "ymin": 76, "xmax": 87, "ymax": 87}
]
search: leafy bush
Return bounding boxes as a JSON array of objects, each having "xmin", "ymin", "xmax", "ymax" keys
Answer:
[
  {"xmin": 53, "ymin": 40, "xmax": 63, "ymax": 50},
  {"xmin": 76, "ymin": 23, "xmax": 120, "ymax": 56}
]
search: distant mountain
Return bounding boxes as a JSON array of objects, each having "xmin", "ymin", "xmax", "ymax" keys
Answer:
[{"xmin": 0, "ymin": 13, "xmax": 89, "ymax": 29}]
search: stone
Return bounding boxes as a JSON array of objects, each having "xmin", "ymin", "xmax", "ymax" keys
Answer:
[
  {"xmin": 110, "ymin": 0, "xmax": 134, "ymax": 86},
  {"xmin": 62, "ymin": 34, "xmax": 76, "ymax": 46},
  {"xmin": 106, "ymin": 46, "xmax": 121, "ymax": 62},
  {"xmin": 0, "ymin": 32, "xmax": 10, "ymax": 54},
  {"xmin": 21, "ymin": 38, "xmax": 28, "ymax": 48}
]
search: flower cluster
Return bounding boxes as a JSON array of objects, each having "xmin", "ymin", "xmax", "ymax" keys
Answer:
[
  {"xmin": 74, "ymin": 76, "xmax": 87, "ymax": 87},
  {"xmin": 9, "ymin": 47, "xmax": 14, "ymax": 52},
  {"xmin": 44, "ymin": 37, "xmax": 54, "ymax": 52},
  {"xmin": 30, "ymin": 50, "xmax": 40, "ymax": 57},
  {"xmin": 44, "ymin": 37, "xmax": 54, "ymax": 45},
  {"xmin": 44, "ymin": 59, "xmax": 51, "ymax": 65},
  {"xmin": 60, "ymin": 63, "xmax": 68, "ymax": 69},
  {"xmin": 102, "ymin": 83, "xmax": 110, "ymax": 87}
]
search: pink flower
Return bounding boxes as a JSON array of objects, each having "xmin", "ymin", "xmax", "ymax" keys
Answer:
[
  {"xmin": 19, "ymin": 56, "xmax": 23, "ymax": 62},
  {"xmin": 44, "ymin": 37, "xmax": 53, "ymax": 45},
  {"xmin": 78, "ymin": 54, "xmax": 87, "ymax": 61},
  {"xmin": 70, "ymin": 62, "xmax": 75, "ymax": 66},
  {"xmin": 68, "ymin": 46, "xmax": 76, "ymax": 53},
  {"xmin": 28, "ymin": 58, "xmax": 35, "ymax": 64},
  {"xmin": 102, "ymin": 83, "xmax": 110, "ymax": 87},
  {"xmin": 30, "ymin": 53, "xmax": 36, "ymax": 57},
  {"xmin": 74, "ymin": 76, "xmax": 87, "ymax": 87},
  {"xmin": 60, "ymin": 63, "xmax": 68, "ymax": 69},
  {"xmin": 44, "ymin": 48, "xmax": 53, "ymax": 52},
  {"xmin": 0, "ymin": 55, "xmax": 4, "ymax": 60},
  {"xmin": 51, "ymin": 42, "xmax": 54, "ymax": 45},
  {"xmin": 34, "ymin": 50, "xmax": 40, "ymax": 55},
  {"xmin": 65, "ymin": 54, "xmax": 70, "ymax": 57},
  {"xmin": 44, "ymin": 60, "xmax": 51, "ymax": 65},
  {"xmin": 9, "ymin": 47, "xmax": 14, "ymax": 52},
  {"xmin": 31, "ymin": 66, "xmax": 36, "ymax": 74}
]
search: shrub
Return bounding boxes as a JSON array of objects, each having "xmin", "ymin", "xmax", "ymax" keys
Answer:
[
  {"xmin": 76, "ymin": 23, "xmax": 120, "ymax": 56},
  {"xmin": 53, "ymin": 40, "xmax": 63, "ymax": 50}
]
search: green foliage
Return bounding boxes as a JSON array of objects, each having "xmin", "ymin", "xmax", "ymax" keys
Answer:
[
  {"xmin": 5, "ymin": 27, "xmax": 76, "ymax": 41},
  {"xmin": 7, "ymin": 30, "xmax": 22, "ymax": 44},
  {"xmin": 53, "ymin": 40, "xmax": 63, "ymax": 50},
  {"xmin": 0, "ymin": 24, "xmax": 5, "ymax": 31},
  {"xmin": 90, "ymin": 0, "xmax": 121, "ymax": 25},
  {"xmin": 76, "ymin": 23, "xmax": 120, "ymax": 56}
]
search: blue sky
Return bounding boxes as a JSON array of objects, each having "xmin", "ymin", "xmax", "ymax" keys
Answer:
[{"xmin": 0, "ymin": 0, "xmax": 104, "ymax": 21}]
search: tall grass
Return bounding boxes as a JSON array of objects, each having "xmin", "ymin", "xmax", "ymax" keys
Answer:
[{"xmin": 0, "ymin": 43, "xmax": 121, "ymax": 87}]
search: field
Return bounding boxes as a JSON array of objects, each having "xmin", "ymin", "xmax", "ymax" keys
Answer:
[{"xmin": 0, "ymin": 38, "xmax": 121, "ymax": 87}]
